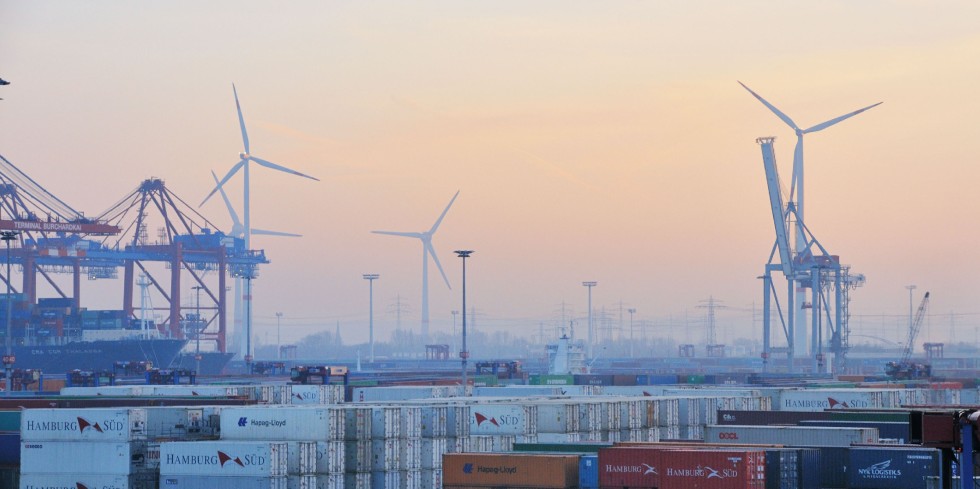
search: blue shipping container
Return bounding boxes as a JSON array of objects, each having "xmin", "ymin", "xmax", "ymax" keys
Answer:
[
  {"xmin": 797, "ymin": 448, "xmax": 821, "ymax": 489},
  {"xmin": 816, "ymin": 446, "xmax": 848, "ymax": 489},
  {"xmin": 0, "ymin": 432, "xmax": 19, "ymax": 465},
  {"xmin": 764, "ymin": 449, "xmax": 799, "ymax": 489},
  {"xmin": 847, "ymin": 447, "xmax": 941, "ymax": 489},
  {"xmin": 646, "ymin": 374, "xmax": 679, "ymax": 385},
  {"xmin": 579, "ymin": 454, "xmax": 598, "ymax": 489}
]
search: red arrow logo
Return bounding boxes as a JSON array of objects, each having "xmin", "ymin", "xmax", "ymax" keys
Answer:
[
  {"xmin": 77, "ymin": 417, "xmax": 104, "ymax": 433},
  {"xmin": 217, "ymin": 451, "xmax": 245, "ymax": 467}
]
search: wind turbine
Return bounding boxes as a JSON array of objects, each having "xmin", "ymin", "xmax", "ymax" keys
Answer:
[
  {"xmin": 211, "ymin": 169, "xmax": 300, "ymax": 360},
  {"xmin": 740, "ymin": 81, "xmax": 881, "ymax": 355},
  {"xmin": 201, "ymin": 84, "xmax": 318, "ymax": 367},
  {"xmin": 372, "ymin": 191, "xmax": 459, "ymax": 342}
]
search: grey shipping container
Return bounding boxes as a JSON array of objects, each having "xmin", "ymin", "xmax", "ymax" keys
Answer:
[
  {"xmin": 21, "ymin": 473, "xmax": 157, "ymax": 489},
  {"xmin": 158, "ymin": 475, "xmax": 287, "ymax": 489},
  {"xmin": 705, "ymin": 425, "xmax": 878, "ymax": 447}
]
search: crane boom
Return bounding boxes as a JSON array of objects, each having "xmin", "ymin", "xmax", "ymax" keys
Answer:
[
  {"xmin": 901, "ymin": 291, "xmax": 930, "ymax": 364},
  {"xmin": 758, "ymin": 137, "xmax": 794, "ymax": 277}
]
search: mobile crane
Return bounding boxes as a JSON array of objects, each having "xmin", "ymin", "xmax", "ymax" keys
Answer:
[{"xmin": 885, "ymin": 291, "xmax": 932, "ymax": 380}]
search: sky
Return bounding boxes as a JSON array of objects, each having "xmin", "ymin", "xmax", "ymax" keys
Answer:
[{"xmin": 1, "ymin": 1, "xmax": 979, "ymax": 351}]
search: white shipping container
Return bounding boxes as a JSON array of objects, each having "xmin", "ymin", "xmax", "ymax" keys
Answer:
[
  {"xmin": 21, "ymin": 440, "xmax": 148, "ymax": 475},
  {"xmin": 159, "ymin": 441, "xmax": 287, "ymax": 477},
  {"xmin": 704, "ymin": 425, "xmax": 879, "ymax": 446},
  {"xmin": 371, "ymin": 407, "xmax": 401, "ymax": 439},
  {"xmin": 419, "ymin": 469, "xmax": 442, "ymax": 489},
  {"xmin": 473, "ymin": 386, "xmax": 565, "ymax": 397},
  {"xmin": 353, "ymin": 386, "xmax": 450, "ymax": 402},
  {"xmin": 150, "ymin": 385, "xmax": 240, "ymax": 397},
  {"xmin": 145, "ymin": 406, "xmax": 221, "ymax": 439},
  {"xmin": 345, "ymin": 440, "xmax": 372, "ymax": 472},
  {"xmin": 401, "ymin": 438, "xmax": 421, "ymax": 470},
  {"xmin": 286, "ymin": 441, "xmax": 318, "ymax": 475},
  {"xmin": 401, "ymin": 407, "xmax": 422, "ymax": 439},
  {"xmin": 22, "ymin": 408, "xmax": 148, "ymax": 442},
  {"xmin": 316, "ymin": 440, "xmax": 345, "ymax": 475},
  {"xmin": 345, "ymin": 407, "xmax": 372, "ymax": 441},
  {"xmin": 468, "ymin": 404, "xmax": 533, "ymax": 435},
  {"xmin": 371, "ymin": 438, "xmax": 400, "ymax": 471},
  {"xmin": 220, "ymin": 406, "xmax": 344, "ymax": 441},
  {"xmin": 20, "ymin": 473, "xmax": 157, "ymax": 489},
  {"xmin": 420, "ymin": 406, "xmax": 448, "ymax": 438},
  {"xmin": 343, "ymin": 472, "xmax": 371, "ymax": 489},
  {"xmin": 60, "ymin": 386, "xmax": 151, "ymax": 397},
  {"xmin": 288, "ymin": 385, "xmax": 344, "ymax": 405},
  {"xmin": 158, "ymin": 475, "xmax": 287, "ymax": 489},
  {"xmin": 536, "ymin": 402, "xmax": 579, "ymax": 434},
  {"xmin": 778, "ymin": 389, "xmax": 886, "ymax": 411},
  {"xmin": 420, "ymin": 438, "xmax": 447, "ymax": 470},
  {"xmin": 287, "ymin": 474, "xmax": 345, "ymax": 489},
  {"xmin": 371, "ymin": 470, "xmax": 401, "ymax": 489}
]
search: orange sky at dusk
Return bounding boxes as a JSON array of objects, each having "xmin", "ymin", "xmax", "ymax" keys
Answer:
[{"xmin": 1, "ymin": 1, "xmax": 979, "ymax": 350}]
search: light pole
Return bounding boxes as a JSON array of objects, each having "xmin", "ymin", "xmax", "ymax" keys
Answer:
[
  {"xmin": 454, "ymin": 251, "xmax": 473, "ymax": 387},
  {"xmin": 627, "ymin": 308, "xmax": 636, "ymax": 358},
  {"xmin": 582, "ymin": 281, "xmax": 597, "ymax": 359},
  {"xmin": 275, "ymin": 312, "xmax": 283, "ymax": 361},
  {"xmin": 191, "ymin": 285, "xmax": 203, "ymax": 375},
  {"xmin": 451, "ymin": 310, "xmax": 459, "ymax": 357},
  {"xmin": 1, "ymin": 231, "xmax": 17, "ymax": 395},
  {"xmin": 906, "ymin": 284, "xmax": 916, "ymax": 349},
  {"xmin": 363, "ymin": 274, "xmax": 379, "ymax": 363}
]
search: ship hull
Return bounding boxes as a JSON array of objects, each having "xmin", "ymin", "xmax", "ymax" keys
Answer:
[
  {"xmin": 174, "ymin": 351, "xmax": 235, "ymax": 375},
  {"xmin": 10, "ymin": 338, "xmax": 186, "ymax": 373}
]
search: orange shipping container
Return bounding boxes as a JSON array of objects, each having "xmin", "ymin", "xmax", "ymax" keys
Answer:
[{"xmin": 443, "ymin": 453, "xmax": 580, "ymax": 488}]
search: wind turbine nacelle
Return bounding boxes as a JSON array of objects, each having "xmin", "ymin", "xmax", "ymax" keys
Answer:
[{"xmin": 239, "ymin": 152, "xmax": 249, "ymax": 160}]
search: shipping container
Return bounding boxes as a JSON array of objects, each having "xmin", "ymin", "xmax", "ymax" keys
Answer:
[
  {"xmin": 0, "ymin": 432, "xmax": 18, "ymax": 465},
  {"xmin": 598, "ymin": 446, "xmax": 766, "ymax": 489},
  {"xmin": 797, "ymin": 448, "xmax": 821, "ymax": 489},
  {"xmin": 157, "ymin": 475, "xmax": 288, "ymax": 489},
  {"xmin": 21, "ymin": 440, "xmax": 148, "ymax": 475},
  {"xmin": 847, "ymin": 446, "xmax": 941, "ymax": 489},
  {"xmin": 798, "ymin": 420, "xmax": 912, "ymax": 443},
  {"xmin": 529, "ymin": 374, "xmax": 574, "ymax": 386},
  {"xmin": 777, "ymin": 389, "xmax": 889, "ymax": 411},
  {"xmin": 159, "ymin": 440, "xmax": 287, "ymax": 477},
  {"xmin": 580, "ymin": 454, "xmax": 599, "ymax": 489},
  {"xmin": 716, "ymin": 409, "xmax": 831, "ymax": 426},
  {"xmin": 468, "ymin": 404, "xmax": 535, "ymax": 436},
  {"xmin": 443, "ymin": 452, "xmax": 580, "ymax": 488},
  {"xmin": 219, "ymin": 406, "xmax": 344, "ymax": 441},
  {"xmin": 704, "ymin": 425, "xmax": 878, "ymax": 447},
  {"xmin": 21, "ymin": 473, "xmax": 157, "ymax": 489},
  {"xmin": 21, "ymin": 407, "xmax": 147, "ymax": 442}
]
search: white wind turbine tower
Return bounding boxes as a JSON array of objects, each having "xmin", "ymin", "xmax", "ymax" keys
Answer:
[
  {"xmin": 740, "ymin": 81, "xmax": 881, "ymax": 355},
  {"xmin": 210, "ymin": 170, "xmax": 300, "ymax": 359},
  {"xmin": 201, "ymin": 83, "xmax": 318, "ymax": 364},
  {"xmin": 372, "ymin": 191, "xmax": 459, "ymax": 343}
]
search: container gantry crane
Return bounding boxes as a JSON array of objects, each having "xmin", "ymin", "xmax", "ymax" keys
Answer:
[{"xmin": 756, "ymin": 137, "xmax": 863, "ymax": 374}]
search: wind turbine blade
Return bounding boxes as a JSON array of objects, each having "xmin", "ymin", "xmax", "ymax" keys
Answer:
[
  {"xmin": 250, "ymin": 156, "xmax": 320, "ymax": 181},
  {"xmin": 252, "ymin": 229, "xmax": 302, "ymax": 237},
  {"xmin": 233, "ymin": 83, "xmax": 250, "ymax": 155},
  {"xmin": 803, "ymin": 102, "xmax": 883, "ymax": 133},
  {"xmin": 738, "ymin": 81, "xmax": 800, "ymax": 131},
  {"xmin": 429, "ymin": 190, "xmax": 460, "ymax": 234},
  {"xmin": 426, "ymin": 241, "xmax": 451, "ymax": 289},
  {"xmin": 372, "ymin": 230, "xmax": 423, "ymax": 238},
  {"xmin": 200, "ymin": 159, "xmax": 246, "ymax": 207},
  {"xmin": 212, "ymin": 170, "xmax": 242, "ymax": 228}
]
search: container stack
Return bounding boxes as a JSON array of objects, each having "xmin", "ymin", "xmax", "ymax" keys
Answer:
[
  {"xmin": 219, "ymin": 406, "xmax": 346, "ymax": 489},
  {"xmin": 344, "ymin": 406, "xmax": 373, "ymax": 489},
  {"xmin": 20, "ymin": 407, "xmax": 155, "ymax": 489}
]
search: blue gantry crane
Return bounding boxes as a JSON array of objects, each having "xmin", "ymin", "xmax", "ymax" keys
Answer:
[{"xmin": 756, "ymin": 137, "xmax": 864, "ymax": 374}]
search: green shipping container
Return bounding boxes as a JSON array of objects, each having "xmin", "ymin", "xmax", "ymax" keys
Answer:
[
  {"xmin": 513, "ymin": 442, "xmax": 612, "ymax": 453},
  {"xmin": 0, "ymin": 411, "xmax": 18, "ymax": 432},
  {"xmin": 530, "ymin": 374, "xmax": 574, "ymax": 385},
  {"xmin": 472, "ymin": 375, "xmax": 499, "ymax": 387}
]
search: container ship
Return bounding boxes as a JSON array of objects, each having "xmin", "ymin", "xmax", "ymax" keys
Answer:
[{"xmin": 0, "ymin": 295, "xmax": 189, "ymax": 374}]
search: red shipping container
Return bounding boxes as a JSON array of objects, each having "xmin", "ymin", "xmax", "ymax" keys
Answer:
[{"xmin": 600, "ymin": 447, "xmax": 765, "ymax": 489}]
